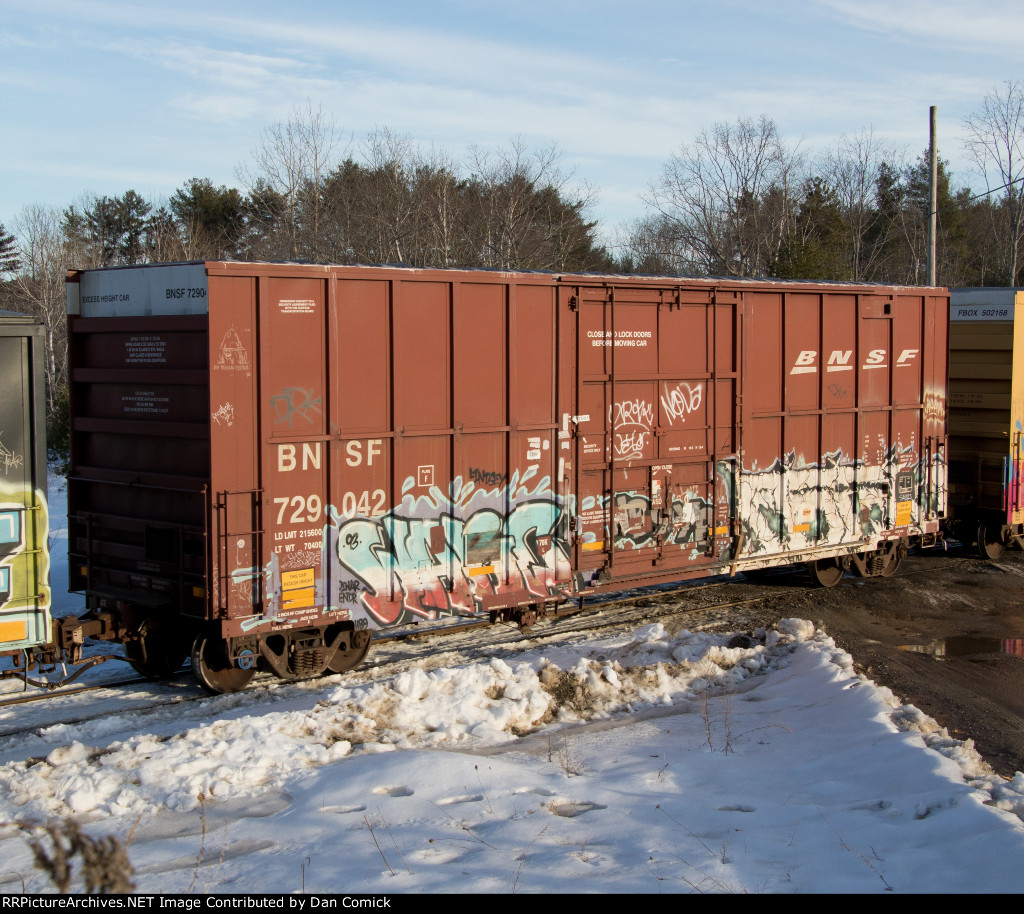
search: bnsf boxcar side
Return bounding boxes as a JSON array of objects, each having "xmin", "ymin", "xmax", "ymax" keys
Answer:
[
  {"xmin": 0, "ymin": 311, "xmax": 50, "ymax": 663},
  {"xmin": 65, "ymin": 263, "xmax": 948, "ymax": 692},
  {"xmin": 948, "ymin": 288, "xmax": 1024, "ymax": 557}
]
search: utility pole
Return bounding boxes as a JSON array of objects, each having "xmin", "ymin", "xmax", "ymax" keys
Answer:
[{"xmin": 928, "ymin": 106, "xmax": 938, "ymax": 286}]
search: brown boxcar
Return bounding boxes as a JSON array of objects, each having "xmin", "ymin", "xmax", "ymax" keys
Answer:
[
  {"xmin": 65, "ymin": 263, "xmax": 949, "ymax": 691},
  {"xmin": 947, "ymin": 288, "xmax": 1024, "ymax": 557}
]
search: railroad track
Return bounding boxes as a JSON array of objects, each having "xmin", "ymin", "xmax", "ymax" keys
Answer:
[
  {"xmin": 0, "ymin": 572, "xmax": 819, "ymax": 743},
  {"xmin": 12, "ymin": 547, "xmax": 989, "ymax": 741},
  {"xmin": 1, "ymin": 549, "xmax": 972, "ymax": 720},
  {"xmin": 0, "ymin": 552, "xmax": 967, "ymax": 729}
]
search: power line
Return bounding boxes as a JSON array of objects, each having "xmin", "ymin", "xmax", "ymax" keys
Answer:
[{"xmin": 962, "ymin": 175, "xmax": 1024, "ymax": 203}]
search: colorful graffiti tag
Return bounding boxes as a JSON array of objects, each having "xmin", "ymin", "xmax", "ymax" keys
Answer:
[
  {"xmin": 0, "ymin": 482, "xmax": 50, "ymax": 644},
  {"xmin": 331, "ymin": 469, "xmax": 570, "ymax": 627},
  {"xmin": 738, "ymin": 444, "xmax": 945, "ymax": 556},
  {"xmin": 0, "ymin": 507, "xmax": 19, "ymax": 609}
]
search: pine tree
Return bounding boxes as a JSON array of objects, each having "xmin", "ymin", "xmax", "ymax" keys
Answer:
[{"xmin": 0, "ymin": 222, "xmax": 20, "ymax": 274}]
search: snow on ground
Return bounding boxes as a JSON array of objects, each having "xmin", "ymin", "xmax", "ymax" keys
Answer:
[{"xmin": 0, "ymin": 479, "xmax": 1022, "ymax": 894}]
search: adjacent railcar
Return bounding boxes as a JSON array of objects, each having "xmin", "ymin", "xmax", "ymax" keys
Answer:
[
  {"xmin": 65, "ymin": 263, "xmax": 949, "ymax": 692},
  {"xmin": 947, "ymin": 288, "xmax": 1024, "ymax": 557},
  {"xmin": 0, "ymin": 311, "xmax": 51, "ymax": 665}
]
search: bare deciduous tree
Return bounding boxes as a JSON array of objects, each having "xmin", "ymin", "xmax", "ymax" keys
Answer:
[
  {"xmin": 239, "ymin": 100, "xmax": 347, "ymax": 259},
  {"xmin": 641, "ymin": 115, "xmax": 804, "ymax": 276},
  {"xmin": 821, "ymin": 128, "xmax": 904, "ymax": 281},
  {"xmin": 468, "ymin": 138, "xmax": 597, "ymax": 270},
  {"xmin": 963, "ymin": 80, "xmax": 1024, "ymax": 285},
  {"xmin": 11, "ymin": 205, "xmax": 71, "ymax": 413}
]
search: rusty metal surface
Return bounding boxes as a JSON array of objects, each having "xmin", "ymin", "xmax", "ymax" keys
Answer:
[{"xmin": 66, "ymin": 264, "xmax": 950, "ymax": 640}]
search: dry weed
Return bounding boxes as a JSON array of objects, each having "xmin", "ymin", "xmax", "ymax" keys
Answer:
[{"xmin": 6, "ymin": 817, "xmax": 135, "ymax": 894}]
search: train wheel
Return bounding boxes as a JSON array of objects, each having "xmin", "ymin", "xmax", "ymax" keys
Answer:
[
  {"xmin": 879, "ymin": 543, "xmax": 905, "ymax": 577},
  {"xmin": 326, "ymin": 630, "xmax": 372, "ymax": 674},
  {"xmin": 807, "ymin": 557, "xmax": 844, "ymax": 588},
  {"xmin": 191, "ymin": 635, "xmax": 255, "ymax": 694},
  {"xmin": 126, "ymin": 637, "xmax": 188, "ymax": 680},
  {"xmin": 977, "ymin": 524, "xmax": 1006, "ymax": 560}
]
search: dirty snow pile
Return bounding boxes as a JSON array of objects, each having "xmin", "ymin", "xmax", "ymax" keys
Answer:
[{"xmin": 1, "ymin": 616, "xmax": 1024, "ymax": 894}]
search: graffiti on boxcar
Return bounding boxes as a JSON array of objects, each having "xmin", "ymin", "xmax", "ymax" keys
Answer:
[
  {"xmin": 738, "ymin": 442, "xmax": 945, "ymax": 556},
  {"xmin": 214, "ymin": 326, "xmax": 249, "ymax": 371},
  {"xmin": 0, "ymin": 482, "xmax": 49, "ymax": 620},
  {"xmin": 469, "ymin": 467, "xmax": 508, "ymax": 488},
  {"xmin": 611, "ymin": 489, "xmax": 711, "ymax": 550},
  {"xmin": 331, "ymin": 470, "xmax": 570, "ymax": 627},
  {"xmin": 0, "ymin": 506, "xmax": 21, "ymax": 608},
  {"xmin": 611, "ymin": 398, "xmax": 654, "ymax": 459},
  {"xmin": 0, "ymin": 435, "xmax": 23, "ymax": 475},
  {"xmin": 660, "ymin": 382, "xmax": 703, "ymax": 425},
  {"xmin": 270, "ymin": 387, "xmax": 323, "ymax": 427},
  {"xmin": 211, "ymin": 402, "xmax": 235, "ymax": 427},
  {"xmin": 924, "ymin": 391, "xmax": 946, "ymax": 424}
]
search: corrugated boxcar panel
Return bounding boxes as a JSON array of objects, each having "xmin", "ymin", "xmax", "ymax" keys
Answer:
[
  {"xmin": 782, "ymin": 413, "xmax": 823, "ymax": 544},
  {"xmin": 713, "ymin": 377, "xmax": 736, "ymax": 455},
  {"xmin": 894, "ymin": 298, "xmax": 924, "ymax": 406},
  {"xmin": 333, "ymin": 279, "xmax": 390, "ymax": 433},
  {"xmin": 0, "ymin": 323, "xmax": 50, "ymax": 650},
  {"xmin": 71, "ymin": 321, "xmax": 208, "ymax": 371},
  {"xmin": 858, "ymin": 310, "xmax": 893, "ymax": 409},
  {"xmin": 611, "ymin": 380, "xmax": 657, "ymax": 462},
  {"xmin": 68, "ymin": 314, "xmax": 209, "ymax": 607},
  {"xmin": 658, "ymin": 295, "xmax": 712, "ymax": 377},
  {"xmin": 329, "ymin": 276, "xmax": 394, "ymax": 621},
  {"xmin": 454, "ymin": 283, "xmax": 505, "ymax": 429},
  {"xmin": 608, "ymin": 299, "xmax": 658, "ymax": 376},
  {"xmin": 947, "ymin": 289, "xmax": 1020, "ymax": 525},
  {"xmin": 822, "ymin": 294, "xmax": 857, "ymax": 410},
  {"xmin": 744, "ymin": 291, "xmax": 783, "ymax": 425},
  {"xmin": 393, "ymin": 281, "xmax": 449, "ymax": 431},
  {"xmin": 78, "ymin": 432, "xmax": 209, "ymax": 481},
  {"xmin": 80, "ymin": 383, "xmax": 208, "ymax": 422},
  {"xmin": 323, "ymin": 273, "xmax": 570, "ymax": 630},
  {"xmin": 784, "ymin": 293, "xmax": 824, "ymax": 414},
  {"xmin": 569, "ymin": 281, "xmax": 740, "ymax": 580},
  {"xmin": 733, "ymin": 288, "xmax": 945, "ymax": 562},
  {"xmin": 259, "ymin": 276, "xmax": 329, "ymax": 627},
  {"xmin": 658, "ymin": 298, "xmax": 715, "ymax": 463},
  {"xmin": 208, "ymin": 274, "xmax": 260, "ymax": 620},
  {"xmin": 510, "ymin": 285, "xmax": 555, "ymax": 426}
]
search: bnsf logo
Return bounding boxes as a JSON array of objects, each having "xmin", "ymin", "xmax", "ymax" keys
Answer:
[{"xmin": 790, "ymin": 349, "xmax": 919, "ymax": 375}]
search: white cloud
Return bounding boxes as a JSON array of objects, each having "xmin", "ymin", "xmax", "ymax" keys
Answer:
[{"xmin": 819, "ymin": 0, "xmax": 1024, "ymax": 51}]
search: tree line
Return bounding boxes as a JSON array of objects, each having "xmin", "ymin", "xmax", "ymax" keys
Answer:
[{"xmin": 2, "ymin": 84, "xmax": 1023, "ymax": 442}]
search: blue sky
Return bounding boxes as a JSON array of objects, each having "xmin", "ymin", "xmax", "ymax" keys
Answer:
[{"xmin": 1, "ymin": 0, "xmax": 1017, "ymax": 239}]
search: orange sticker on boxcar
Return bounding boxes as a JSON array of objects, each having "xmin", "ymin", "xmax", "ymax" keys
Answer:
[
  {"xmin": 0, "ymin": 620, "xmax": 28, "ymax": 643},
  {"xmin": 282, "ymin": 568, "xmax": 315, "ymax": 591}
]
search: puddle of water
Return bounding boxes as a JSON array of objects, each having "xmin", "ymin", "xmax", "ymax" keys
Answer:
[{"xmin": 898, "ymin": 637, "xmax": 1024, "ymax": 658}]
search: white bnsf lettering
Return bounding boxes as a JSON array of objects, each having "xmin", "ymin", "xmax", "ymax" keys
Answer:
[
  {"xmin": 896, "ymin": 348, "xmax": 919, "ymax": 367},
  {"xmin": 277, "ymin": 442, "xmax": 322, "ymax": 472},
  {"xmin": 826, "ymin": 350, "xmax": 854, "ymax": 372},
  {"xmin": 793, "ymin": 348, "xmax": 897, "ymax": 374},
  {"xmin": 790, "ymin": 350, "xmax": 817, "ymax": 375},
  {"xmin": 345, "ymin": 439, "xmax": 383, "ymax": 467},
  {"xmin": 862, "ymin": 348, "xmax": 887, "ymax": 369}
]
